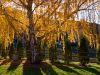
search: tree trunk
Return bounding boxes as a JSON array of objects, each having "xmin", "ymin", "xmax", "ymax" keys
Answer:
[
  {"xmin": 27, "ymin": 1, "xmax": 40, "ymax": 63},
  {"xmin": 26, "ymin": 1, "xmax": 34, "ymax": 63}
]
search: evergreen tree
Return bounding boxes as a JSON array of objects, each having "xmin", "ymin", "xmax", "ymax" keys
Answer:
[
  {"xmin": 9, "ymin": 43, "xmax": 14, "ymax": 59},
  {"xmin": 36, "ymin": 37, "xmax": 42, "ymax": 62},
  {"xmin": 49, "ymin": 42, "xmax": 57, "ymax": 63},
  {"xmin": 97, "ymin": 44, "xmax": 100, "ymax": 64},
  {"xmin": 0, "ymin": 43, "xmax": 2, "ymax": 59},
  {"xmin": 64, "ymin": 38, "xmax": 72, "ymax": 65},
  {"xmin": 79, "ymin": 36, "xmax": 89, "ymax": 66},
  {"xmin": 17, "ymin": 38, "xmax": 24, "ymax": 59}
]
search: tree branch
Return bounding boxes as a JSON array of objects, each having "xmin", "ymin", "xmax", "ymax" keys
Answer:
[
  {"xmin": 34, "ymin": 0, "xmax": 62, "ymax": 24},
  {"xmin": 19, "ymin": 0, "xmax": 27, "ymax": 8},
  {"xmin": 0, "ymin": 2, "xmax": 23, "ymax": 24},
  {"xmin": 32, "ymin": 1, "xmax": 44, "ymax": 12},
  {"xmin": 12, "ymin": 0, "xmax": 23, "ymax": 7},
  {"xmin": 82, "ymin": 1, "xmax": 100, "ymax": 10}
]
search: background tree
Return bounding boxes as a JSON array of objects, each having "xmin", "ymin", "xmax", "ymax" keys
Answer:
[
  {"xmin": 97, "ymin": 47, "xmax": 100, "ymax": 64},
  {"xmin": 64, "ymin": 33, "xmax": 72, "ymax": 65},
  {"xmin": 0, "ymin": 0, "xmax": 100, "ymax": 63},
  {"xmin": 79, "ymin": 35, "xmax": 89, "ymax": 66},
  {"xmin": 49, "ymin": 41, "xmax": 57, "ymax": 63}
]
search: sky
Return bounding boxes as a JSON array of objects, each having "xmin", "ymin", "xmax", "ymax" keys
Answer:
[{"xmin": 3, "ymin": 1, "xmax": 100, "ymax": 24}]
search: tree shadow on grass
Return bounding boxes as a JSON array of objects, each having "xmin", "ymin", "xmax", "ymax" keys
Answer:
[
  {"xmin": 41, "ymin": 62, "xmax": 58, "ymax": 75},
  {"xmin": 83, "ymin": 66, "xmax": 100, "ymax": 75},
  {"xmin": 68, "ymin": 63, "xmax": 100, "ymax": 75},
  {"xmin": 7, "ymin": 60, "xmax": 21, "ymax": 72},
  {"xmin": 23, "ymin": 61, "xmax": 58, "ymax": 75},
  {"xmin": 23, "ymin": 60, "xmax": 42, "ymax": 75},
  {"xmin": 88, "ymin": 65, "xmax": 100, "ymax": 69},
  {"xmin": 53, "ymin": 62, "xmax": 81, "ymax": 75},
  {"xmin": 0, "ymin": 59, "xmax": 11, "ymax": 66}
]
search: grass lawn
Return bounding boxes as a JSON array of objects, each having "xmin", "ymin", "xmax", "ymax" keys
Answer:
[{"xmin": 0, "ymin": 60, "xmax": 100, "ymax": 75}]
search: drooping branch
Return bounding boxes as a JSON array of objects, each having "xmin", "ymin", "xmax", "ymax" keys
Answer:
[
  {"xmin": 12, "ymin": 0, "xmax": 23, "ymax": 7},
  {"xmin": 32, "ymin": 1, "xmax": 44, "ymax": 12},
  {"xmin": 0, "ymin": 2, "xmax": 23, "ymax": 24},
  {"xmin": 79, "ymin": 1, "xmax": 100, "ymax": 11},
  {"xmin": 61, "ymin": 0, "xmax": 100, "ymax": 25},
  {"xmin": 19, "ymin": 0, "xmax": 27, "ymax": 8},
  {"xmin": 34, "ymin": 0, "xmax": 62, "ymax": 24}
]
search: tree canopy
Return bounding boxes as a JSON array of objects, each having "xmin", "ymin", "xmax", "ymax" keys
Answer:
[{"xmin": 0, "ymin": 0, "xmax": 100, "ymax": 48}]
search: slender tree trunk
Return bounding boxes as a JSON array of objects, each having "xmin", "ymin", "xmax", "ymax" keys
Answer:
[{"xmin": 27, "ymin": 1, "xmax": 35, "ymax": 63}]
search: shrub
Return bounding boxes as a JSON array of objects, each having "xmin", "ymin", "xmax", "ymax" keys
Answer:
[
  {"xmin": 49, "ymin": 43, "xmax": 57, "ymax": 63},
  {"xmin": 97, "ymin": 46, "xmax": 100, "ymax": 63},
  {"xmin": 9, "ymin": 43, "xmax": 14, "ymax": 59},
  {"xmin": 35, "ymin": 37, "xmax": 42, "ymax": 63},
  {"xmin": 0, "ymin": 43, "xmax": 2, "ymax": 59},
  {"xmin": 17, "ymin": 39, "xmax": 24, "ymax": 59},
  {"xmin": 64, "ymin": 38, "xmax": 72, "ymax": 64},
  {"xmin": 79, "ymin": 36, "xmax": 89, "ymax": 66}
]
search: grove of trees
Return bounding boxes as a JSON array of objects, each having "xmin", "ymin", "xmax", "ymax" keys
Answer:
[{"xmin": 0, "ymin": 0, "xmax": 100, "ymax": 66}]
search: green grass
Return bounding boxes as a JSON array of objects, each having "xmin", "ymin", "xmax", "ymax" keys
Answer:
[{"xmin": 0, "ymin": 61, "xmax": 100, "ymax": 75}]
